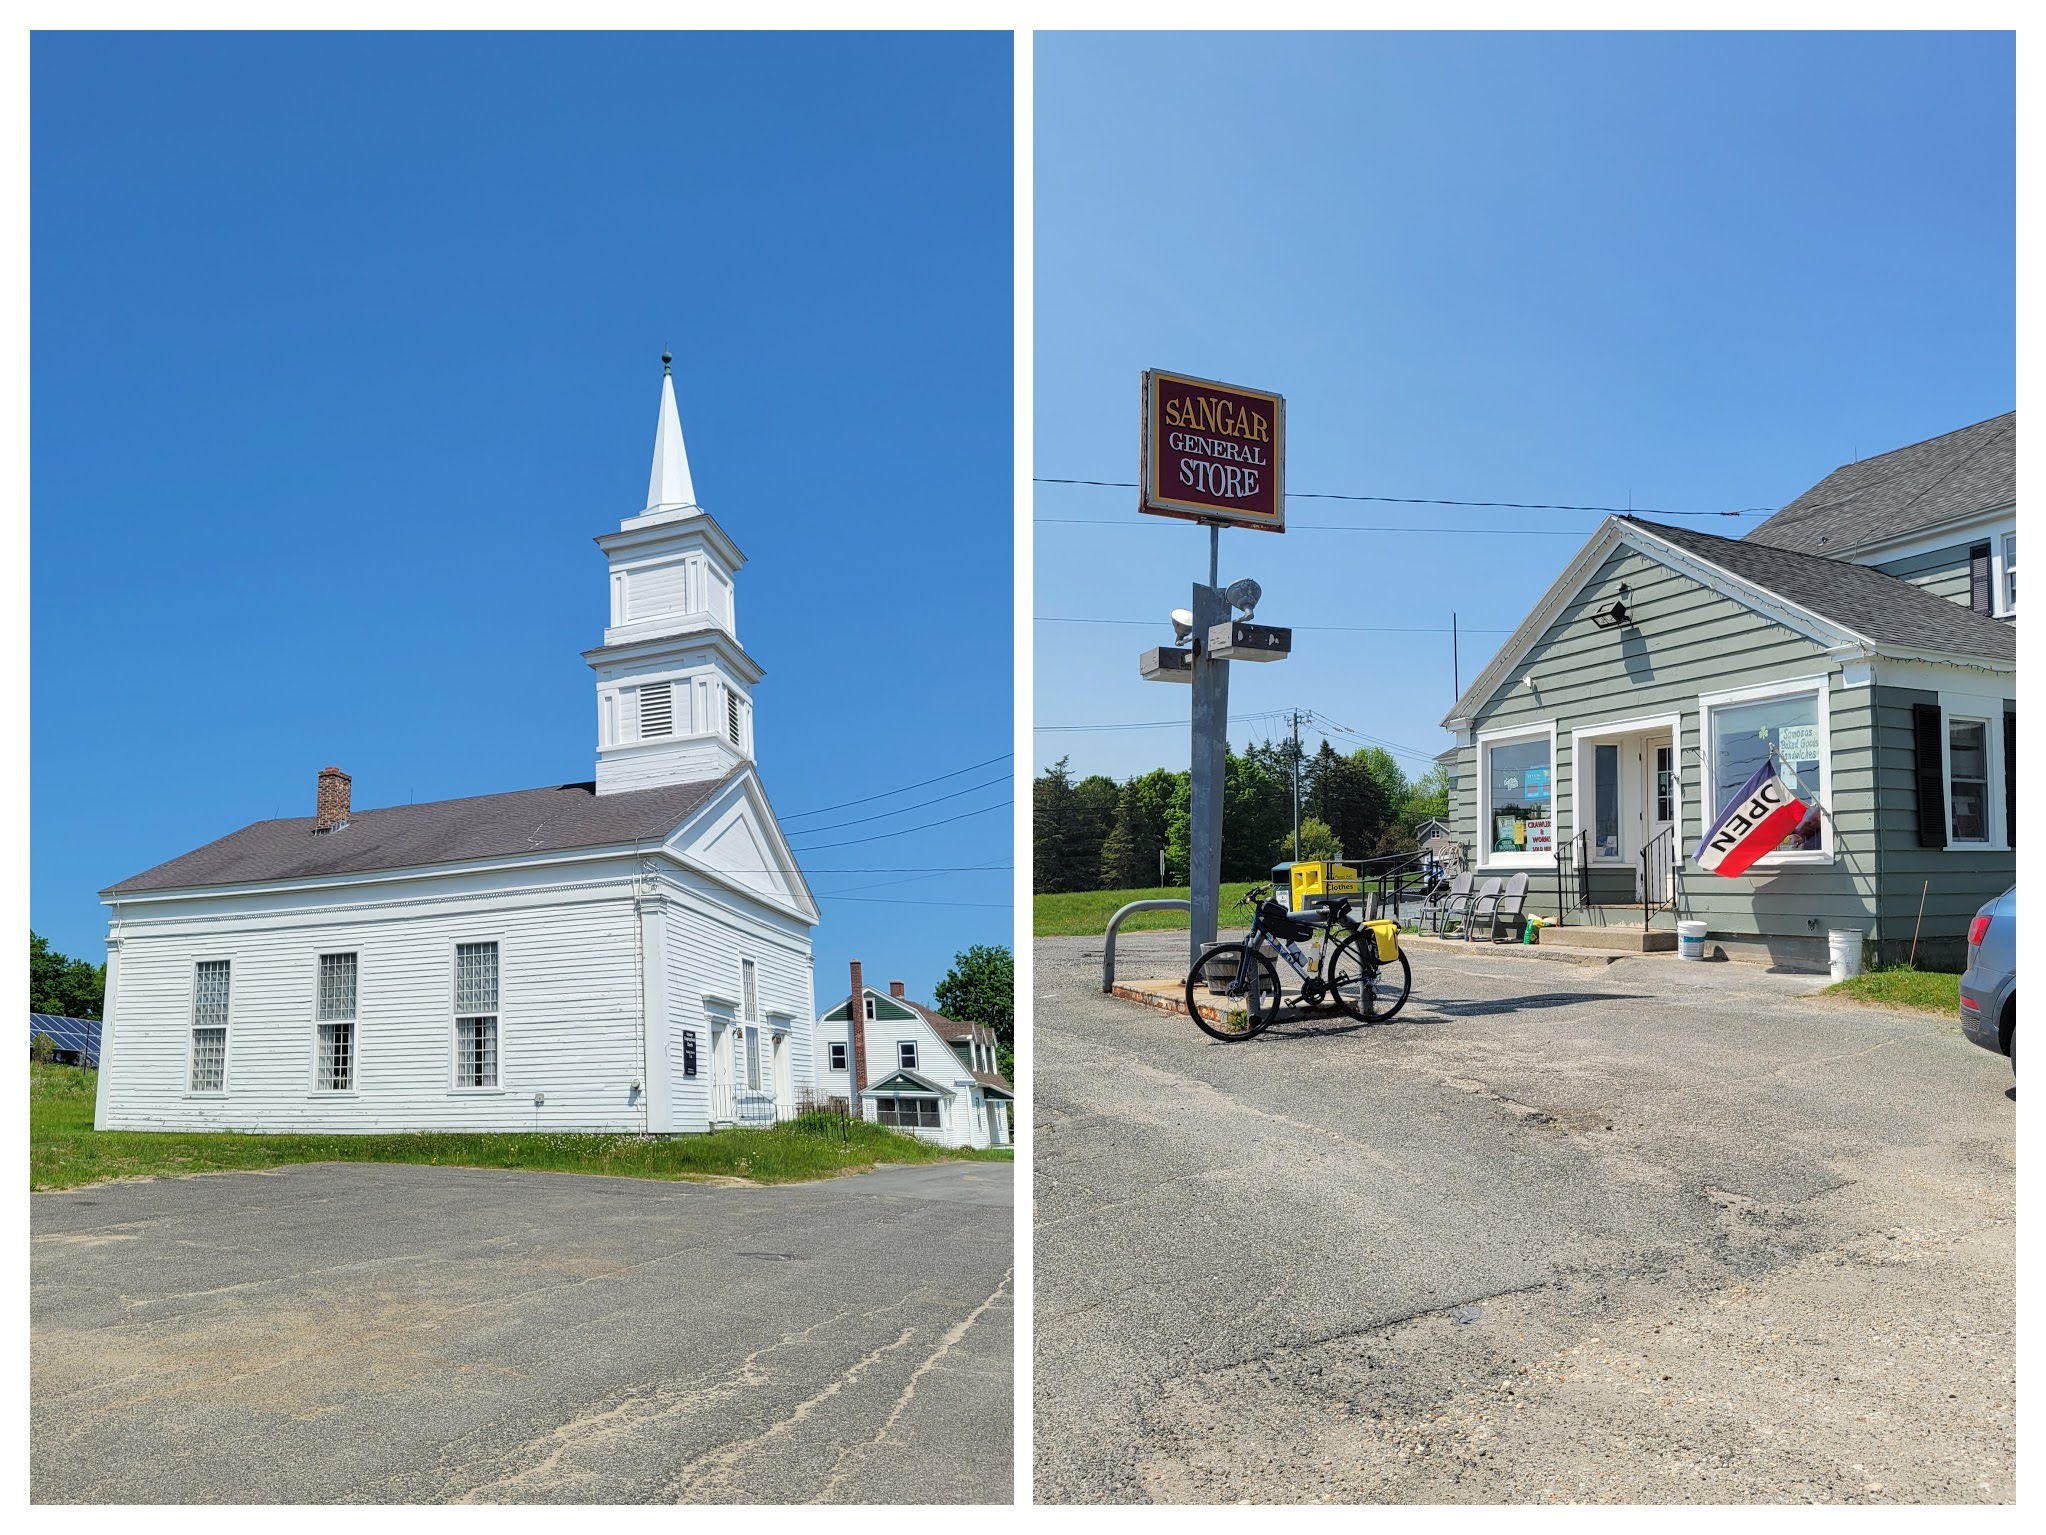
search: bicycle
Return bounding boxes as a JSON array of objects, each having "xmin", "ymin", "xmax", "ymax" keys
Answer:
[{"xmin": 1183, "ymin": 882, "xmax": 1414, "ymax": 1042}]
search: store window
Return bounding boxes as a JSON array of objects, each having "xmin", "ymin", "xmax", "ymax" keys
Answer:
[
  {"xmin": 1704, "ymin": 685, "xmax": 1824, "ymax": 856},
  {"xmin": 1479, "ymin": 731, "xmax": 1553, "ymax": 863}
]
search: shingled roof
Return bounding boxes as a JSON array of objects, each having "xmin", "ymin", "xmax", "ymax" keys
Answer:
[
  {"xmin": 102, "ymin": 773, "xmax": 735, "ymax": 896},
  {"xmin": 1745, "ymin": 412, "xmax": 2014, "ymax": 556},
  {"xmin": 1629, "ymin": 518, "xmax": 2015, "ymax": 663}
]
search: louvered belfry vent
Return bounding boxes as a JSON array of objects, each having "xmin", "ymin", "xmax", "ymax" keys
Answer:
[{"xmin": 639, "ymin": 682, "xmax": 674, "ymax": 737}]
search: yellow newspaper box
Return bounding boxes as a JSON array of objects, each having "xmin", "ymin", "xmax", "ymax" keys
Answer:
[{"xmin": 1280, "ymin": 860, "xmax": 1362, "ymax": 909}]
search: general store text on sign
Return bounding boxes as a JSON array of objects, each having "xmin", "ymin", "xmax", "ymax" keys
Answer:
[{"xmin": 1140, "ymin": 370, "xmax": 1287, "ymax": 532}]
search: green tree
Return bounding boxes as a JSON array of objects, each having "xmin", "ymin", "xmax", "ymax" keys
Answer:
[
  {"xmin": 30, "ymin": 932, "xmax": 105, "ymax": 1020},
  {"xmin": 1222, "ymin": 749, "xmax": 1288, "ymax": 880},
  {"xmin": 1097, "ymin": 778, "xmax": 1165, "ymax": 890},
  {"xmin": 1305, "ymin": 743, "xmax": 1389, "ymax": 861},
  {"xmin": 1401, "ymin": 762, "xmax": 1451, "ymax": 827},
  {"xmin": 1034, "ymin": 758, "xmax": 1082, "ymax": 893},
  {"xmin": 934, "ymin": 943, "xmax": 1015, "ymax": 1078},
  {"xmin": 1296, "ymin": 815, "xmax": 1344, "ymax": 862},
  {"xmin": 1073, "ymin": 774, "xmax": 1121, "ymax": 888}
]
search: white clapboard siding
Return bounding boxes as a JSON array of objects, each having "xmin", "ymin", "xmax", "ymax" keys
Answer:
[
  {"xmin": 628, "ymin": 558, "xmax": 688, "ymax": 621},
  {"xmin": 99, "ymin": 877, "xmax": 646, "ymax": 1133},
  {"xmin": 663, "ymin": 868, "xmax": 814, "ymax": 1130}
]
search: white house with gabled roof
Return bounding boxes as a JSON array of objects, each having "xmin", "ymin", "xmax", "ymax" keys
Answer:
[
  {"xmin": 815, "ymin": 962, "xmax": 1012, "ymax": 1149},
  {"xmin": 94, "ymin": 358, "xmax": 821, "ymax": 1135}
]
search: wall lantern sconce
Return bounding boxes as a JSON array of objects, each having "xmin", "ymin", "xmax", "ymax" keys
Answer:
[{"xmin": 1590, "ymin": 599, "xmax": 1633, "ymax": 630}]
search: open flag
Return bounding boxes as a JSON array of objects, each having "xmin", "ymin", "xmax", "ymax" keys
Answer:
[{"xmin": 1694, "ymin": 760, "xmax": 1809, "ymax": 877}]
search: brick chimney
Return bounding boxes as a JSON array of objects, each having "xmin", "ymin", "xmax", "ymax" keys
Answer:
[
  {"xmin": 847, "ymin": 959, "xmax": 868, "ymax": 1111},
  {"xmin": 889, "ymin": 979, "xmax": 906, "ymax": 999},
  {"xmin": 315, "ymin": 766, "xmax": 352, "ymax": 831}
]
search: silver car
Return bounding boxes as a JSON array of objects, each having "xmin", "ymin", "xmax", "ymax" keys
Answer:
[{"xmin": 1959, "ymin": 885, "xmax": 2015, "ymax": 1073}]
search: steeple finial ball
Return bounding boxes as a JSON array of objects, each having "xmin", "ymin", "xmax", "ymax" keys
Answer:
[{"xmin": 661, "ymin": 351, "xmax": 672, "ymax": 375}]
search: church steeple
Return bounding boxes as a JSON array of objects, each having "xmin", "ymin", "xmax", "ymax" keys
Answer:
[
  {"xmin": 645, "ymin": 351, "xmax": 698, "ymax": 512},
  {"xmin": 584, "ymin": 356, "xmax": 760, "ymax": 795}
]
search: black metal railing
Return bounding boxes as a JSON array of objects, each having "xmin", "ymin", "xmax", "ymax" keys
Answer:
[{"xmin": 1640, "ymin": 824, "xmax": 1679, "ymax": 931}]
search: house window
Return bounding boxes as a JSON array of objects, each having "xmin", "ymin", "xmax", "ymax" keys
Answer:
[
  {"xmin": 639, "ymin": 681, "xmax": 674, "ymax": 738},
  {"xmin": 1478, "ymin": 730, "xmax": 1552, "ymax": 864},
  {"xmin": 1704, "ymin": 685, "xmax": 1824, "ymax": 856},
  {"xmin": 2003, "ymin": 532, "xmax": 2016, "ymax": 613},
  {"xmin": 899, "ymin": 1040, "xmax": 918, "ymax": 1071},
  {"xmin": 742, "ymin": 958, "xmax": 757, "ymax": 1021},
  {"xmin": 315, "ymin": 952, "xmax": 356, "ymax": 1092},
  {"xmin": 682, "ymin": 1030, "xmax": 698, "ymax": 1078},
  {"xmin": 863, "ymin": 996, "xmax": 875, "ymax": 1021},
  {"xmin": 454, "ymin": 941, "xmax": 499, "ymax": 1088},
  {"xmin": 875, "ymin": 1095, "xmax": 940, "ymax": 1129},
  {"xmin": 829, "ymin": 1041, "xmax": 848, "ymax": 1072},
  {"xmin": 190, "ymin": 959, "xmax": 230, "ymax": 1092},
  {"xmin": 1948, "ymin": 719, "xmax": 1990, "ymax": 844}
]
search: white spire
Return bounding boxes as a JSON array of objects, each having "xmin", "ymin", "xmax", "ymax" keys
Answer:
[{"xmin": 645, "ymin": 352, "xmax": 698, "ymax": 512}]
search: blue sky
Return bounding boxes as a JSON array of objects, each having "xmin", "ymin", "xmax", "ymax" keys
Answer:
[
  {"xmin": 1033, "ymin": 31, "xmax": 2014, "ymax": 788},
  {"xmin": 32, "ymin": 32, "xmax": 1013, "ymax": 1006}
]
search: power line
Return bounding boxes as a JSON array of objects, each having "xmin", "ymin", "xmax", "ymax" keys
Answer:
[
  {"xmin": 780, "ymin": 751, "xmax": 1013, "ymax": 820},
  {"xmin": 1034, "ymin": 477, "xmax": 1772, "ymax": 519},
  {"xmin": 788, "ymin": 799, "xmax": 1013, "ymax": 852},
  {"xmin": 825, "ymin": 895, "xmax": 1014, "ymax": 909},
  {"xmin": 1035, "ymin": 615, "xmax": 1515, "ymax": 635},
  {"xmin": 776, "ymin": 773, "xmax": 1011, "ymax": 837},
  {"xmin": 1038, "ymin": 517, "xmax": 1590, "ymax": 537}
]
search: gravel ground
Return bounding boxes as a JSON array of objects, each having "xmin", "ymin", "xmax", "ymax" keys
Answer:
[
  {"xmin": 1034, "ymin": 932, "xmax": 2013, "ymax": 1504},
  {"xmin": 33, "ymin": 1159, "xmax": 1012, "ymax": 1504}
]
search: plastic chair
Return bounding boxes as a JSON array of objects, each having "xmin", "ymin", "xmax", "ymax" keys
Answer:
[
  {"xmin": 1486, "ymin": 872, "xmax": 1531, "ymax": 942},
  {"xmin": 1459, "ymin": 877, "xmax": 1504, "ymax": 941},
  {"xmin": 1427, "ymin": 872, "xmax": 1472, "ymax": 935}
]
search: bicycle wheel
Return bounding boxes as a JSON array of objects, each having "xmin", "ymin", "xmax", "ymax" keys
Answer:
[
  {"xmin": 1185, "ymin": 943, "xmax": 1281, "ymax": 1042},
  {"xmin": 1329, "ymin": 935, "xmax": 1414, "ymax": 1023}
]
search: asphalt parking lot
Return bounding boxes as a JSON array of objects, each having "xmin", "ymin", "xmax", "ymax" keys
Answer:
[
  {"xmin": 1035, "ymin": 932, "xmax": 2014, "ymax": 1504},
  {"xmin": 33, "ymin": 1159, "xmax": 1012, "ymax": 1503}
]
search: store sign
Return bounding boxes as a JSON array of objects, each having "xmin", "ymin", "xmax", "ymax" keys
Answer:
[{"xmin": 1140, "ymin": 369, "xmax": 1286, "ymax": 532}]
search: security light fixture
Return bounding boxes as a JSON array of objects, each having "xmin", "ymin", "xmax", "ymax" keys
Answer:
[
  {"xmin": 1224, "ymin": 578, "xmax": 1262, "ymax": 619},
  {"xmin": 1207, "ymin": 620, "xmax": 1291, "ymax": 663},
  {"xmin": 1590, "ymin": 600, "xmax": 1633, "ymax": 630},
  {"xmin": 1141, "ymin": 646, "xmax": 1195, "ymax": 682},
  {"xmin": 1169, "ymin": 608, "xmax": 1195, "ymax": 643}
]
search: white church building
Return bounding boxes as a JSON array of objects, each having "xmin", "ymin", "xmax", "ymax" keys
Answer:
[{"xmin": 94, "ymin": 359, "xmax": 822, "ymax": 1135}]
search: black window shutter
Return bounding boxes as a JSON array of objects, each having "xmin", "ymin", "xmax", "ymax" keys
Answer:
[
  {"xmin": 2005, "ymin": 710, "xmax": 2016, "ymax": 847},
  {"xmin": 1970, "ymin": 542, "xmax": 1993, "ymax": 614},
  {"xmin": 1913, "ymin": 702, "xmax": 1947, "ymax": 847}
]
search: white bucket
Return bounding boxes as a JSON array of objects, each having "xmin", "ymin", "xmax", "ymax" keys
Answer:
[
  {"xmin": 1677, "ymin": 920, "xmax": 1707, "ymax": 961},
  {"xmin": 1828, "ymin": 929, "xmax": 1864, "ymax": 982}
]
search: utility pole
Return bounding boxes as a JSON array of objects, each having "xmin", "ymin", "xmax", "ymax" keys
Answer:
[{"xmin": 1290, "ymin": 709, "xmax": 1303, "ymax": 861}]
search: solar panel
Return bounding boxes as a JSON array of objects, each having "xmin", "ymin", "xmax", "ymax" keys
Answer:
[{"xmin": 30, "ymin": 1013, "xmax": 102, "ymax": 1068}]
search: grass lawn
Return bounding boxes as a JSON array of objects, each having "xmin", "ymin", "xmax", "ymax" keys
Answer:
[
  {"xmin": 1822, "ymin": 965, "xmax": 1962, "ymax": 1015},
  {"xmin": 30, "ymin": 1064, "xmax": 1010, "ymax": 1193},
  {"xmin": 1035, "ymin": 883, "xmax": 1260, "ymax": 937}
]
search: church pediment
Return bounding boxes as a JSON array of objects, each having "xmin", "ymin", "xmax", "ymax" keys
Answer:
[{"xmin": 666, "ymin": 770, "xmax": 819, "ymax": 925}]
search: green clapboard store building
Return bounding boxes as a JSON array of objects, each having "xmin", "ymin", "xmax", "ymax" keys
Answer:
[{"xmin": 1439, "ymin": 413, "xmax": 2014, "ymax": 970}]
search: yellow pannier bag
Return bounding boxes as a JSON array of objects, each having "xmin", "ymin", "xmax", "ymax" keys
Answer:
[{"xmin": 1363, "ymin": 919, "xmax": 1400, "ymax": 962}]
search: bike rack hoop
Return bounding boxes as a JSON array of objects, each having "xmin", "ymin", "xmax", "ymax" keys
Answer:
[{"xmin": 1101, "ymin": 899, "xmax": 1193, "ymax": 993}]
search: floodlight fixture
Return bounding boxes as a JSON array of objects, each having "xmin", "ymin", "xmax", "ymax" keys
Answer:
[
  {"xmin": 1141, "ymin": 646, "xmax": 1195, "ymax": 683},
  {"xmin": 1589, "ymin": 600, "xmax": 1633, "ymax": 630},
  {"xmin": 1224, "ymin": 578, "xmax": 1262, "ymax": 618},
  {"xmin": 1169, "ymin": 608, "xmax": 1195, "ymax": 643},
  {"xmin": 1207, "ymin": 620, "xmax": 1291, "ymax": 663}
]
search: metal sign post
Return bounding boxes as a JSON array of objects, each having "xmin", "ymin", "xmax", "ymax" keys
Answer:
[
  {"xmin": 1187, "ymin": 578, "xmax": 1232, "ymax": 963},
  {"xmin": 1133, "ymin": 370, "xmax": 1290, "ymax": 971}
]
